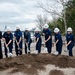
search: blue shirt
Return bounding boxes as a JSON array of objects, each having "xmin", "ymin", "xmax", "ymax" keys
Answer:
[
  {"xmin": 35, "ymin": 33, "xmax": 42, "ymax": 43},
  {"xmin": 55, "ymin": 33, "xmax": 62, "ymax": 45},
  {"xmin": 66, "ymin": 33, "xmax": 74, "ymax": 45},
  {"xmin": 3, "ymin": 32, "xmax": 13, "ymax": 44},
  {"xmin": 14, "ymin": 30, "xmax": 22, "ymax": 41},
  {"xmin": 24, "ymin": 32, "xmax": 31, "ymax": 43},
  {"xmin": 43, "ymin": 29, "xmax": 52, "ymax": 41}
]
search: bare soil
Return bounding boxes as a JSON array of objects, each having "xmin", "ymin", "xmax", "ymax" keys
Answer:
[
  {"xmin": 49, "ymin": 70, "xmax": 64, "ymax": 75},
  {"xmin": 0, "ymin": 54, "xmax": 75, "ymax": 75}
]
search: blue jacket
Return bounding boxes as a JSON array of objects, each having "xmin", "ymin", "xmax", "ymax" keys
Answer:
[
  {"xmin": 55, "ymin": 32, "xmax": 62, "ymax": 45},
  {"xmin": 35, "ymin": 33, "xmax": 42, "ymax": 43},
  {"xmin": 14, "ymin": 30, "xmax": 22, "ymax": 42},
  {"xmin": 3, "ymin": 32, "xmax": 13, "ymax": 44},
  {"xmin": 43, "ymin": 29, "xmax": 52, "ymax": 42},
  {"xmin": 24, "ymin": 32, "xmax": 32, "ymax": 43},
  {"xmin": 66, "ymin": 33, "xmax": 74, "ymax": 46}
]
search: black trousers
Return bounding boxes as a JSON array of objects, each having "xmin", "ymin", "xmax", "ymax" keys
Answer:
[
  {"xmin": 46, "ymin": 42, "xmax": 52, "ymax": 53},
  {"xmin": 25, "ymin": 42, "xmax": 31, "ymax": 54},
  {"xmin": 4, "ymin": 43, "xmax": 12, "ymax": 58},
  {"xmin": 67, "ymin": 45, "xmax": 74, "ymax": 56},
  {"xmin": 36, "ymin": 42, "xmax": 41, "ymax": 53},
  {"xmin": 56, "ymin": 44, "xmax": 62, "ymax": 55},
  {"xmin": 15, "ymin": 42, "xmax": 22, "ymax": 56},
  {"xmin": 0, "ymin": 40, "xmax": 3, "ymax": 59}
]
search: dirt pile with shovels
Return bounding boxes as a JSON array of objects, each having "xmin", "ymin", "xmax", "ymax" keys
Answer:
[{"xmin": 0, "ymin": 54, "xmax": 75, "ymax": 75}]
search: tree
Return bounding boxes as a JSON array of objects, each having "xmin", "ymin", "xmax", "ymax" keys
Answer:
[
  {"xmin": 36, "ymin": 15, "xmax": 49, "ymax": 30},
  {"xmin": 65, "ymin": 0, "xmax": 75, "ymax": 34},
  {"xmin": 48, "ymin": 18, "xmax": 65, "ymax": 35},
  {"xmin": 37, "ymin": 0, "xmax": 68, "ymax": 34}
]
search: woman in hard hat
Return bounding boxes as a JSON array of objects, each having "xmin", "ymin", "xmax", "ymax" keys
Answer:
[
  {"xmin": 54, "ymin": 28, "xmax": 62, "ymax": 55},
  {"xmin": 2, "ymin": 27, "xmax": 13, "ymax": 58},
  {"xmin": 24, "ymin": 28, "xmax": 32, "ymax": 54},
  {"xmin": 34, "ymin": 28, "xmax": 42, "ymax": 54},
  {"xmin": 66, "ymin": 27, "xmax": 74, "ymax": 56},
  {"xmin": 43, "ymin": 24, "xmax": 52, "ymax": 53},
  {"xmin": 14, "ymin": 25, "xmax": 22, "ymax": 56}
]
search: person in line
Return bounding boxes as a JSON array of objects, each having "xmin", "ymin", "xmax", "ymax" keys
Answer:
[
  {"xmin": 66, "ymin": 27, "xmax": 74, "ymax": 56},
  {"xmin": 43, "ymin": 24, "xmax": 52, "ymax": 53},
  {"xmin": 0, "ymin": 31, "xmax": 3, "ymax": 59},
  {"xmin": 24, "ymin": 28, "xmax": 32, "ymax": 54},
  {"xmin": 54, "ymin": 28, "xmax": 62, "ymax": 55},
  {"xmin": 14, "ymin": 25, "xmax": 22, "ymax": 56},
  {"xmin": 2, "ymin": 27, "xmax": 13, "ymax": 58},
  {"xmin": 34, "ymin": 28, "xmax": 42, "ymax": 54}
]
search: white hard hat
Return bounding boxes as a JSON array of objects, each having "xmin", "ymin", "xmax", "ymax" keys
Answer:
[
  {"xmin": 43, "ymin": 24, "xmax": 49, "ymax": 29},
  {"xmin": 67, "ymin": 27, "xmax": 73, "ymax": 32},
  {"xmin": 16, "ymin": 25, "xmax": 20, "ymax": 29},
  {"xmin": 35, "ymin": 28, "xmax": 40, "ymax": 32},
  {"xmin": 54, "ymin": 28, "xmax": 60, "ymax": 33},
  {"xmin": 6, "ymin": 27, "xmax": 11, "ymax": 31}
]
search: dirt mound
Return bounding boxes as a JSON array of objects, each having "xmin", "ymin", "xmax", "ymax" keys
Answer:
[
  {"xmin": 0, "ymin": 54, "xmax": 75, "ymax": 75},
  {"xmin": 49, "ymin": 70, "xmax": 64, "ymax": 75}
]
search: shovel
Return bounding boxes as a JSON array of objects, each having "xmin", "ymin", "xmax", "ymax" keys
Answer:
[
  {"xmin": 53, "ymin": 44, "xmax": 58, "ymax": 55},
  {"xmin": 16, "ymin": 40, "xmax": 22, "ymax": 54},
  {"xmin": 26, "ymin": 42, "xmax": 30, "ymax": 54},
  {"xmin": 4, "ymin": 41, "xmax": 12, "ymax": 58}
]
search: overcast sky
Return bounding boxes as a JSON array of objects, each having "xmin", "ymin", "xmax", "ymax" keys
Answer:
[{"xmin": 0, "ymin": 0, "xmax": 63, "ymax": 31}]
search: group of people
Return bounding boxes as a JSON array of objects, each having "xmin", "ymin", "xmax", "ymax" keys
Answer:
[
  {"xmin": 35, "ymin": 24, "xmax": 74, "ymax": 56},
  {"xmin": 0, "ymin": 24, "xmax": 74, "ymax": 59}
]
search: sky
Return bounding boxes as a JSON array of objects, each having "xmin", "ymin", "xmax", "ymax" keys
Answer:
[{"xmin": 0, "ymin": 0, "xmax": 63, "ymax": 31}]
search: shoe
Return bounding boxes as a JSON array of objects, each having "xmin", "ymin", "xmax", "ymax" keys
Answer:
[{"xmin": 8, "ymin": 53, "xmax": 13, "ymax": 58}]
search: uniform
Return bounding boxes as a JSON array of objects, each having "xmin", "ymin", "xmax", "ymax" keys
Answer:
[
  {"xmin": 66, "ymin": 33, "xmax": 74, "ymax": 56},
  {"xmin": 43, "ymin": 29, "xmax": 52, "ymax": 53},
  {"xmin": 24, "ymin": 31, "xmax": 32, "ymax": 54},
  {"xmin": 0, "ymin": 31, "xmax": 3, "ymax": 59},
  {"xmin": 54, "ymin": 32, "xmax": 62, "ymax": 54},
  {"xmin": 3, "ymin": 32, "xmax": 13, "ymax": 57},
  {"xmin": 35, "ymin": 33, "xmax": 42, "ymax": 53},
  {"xmin": 14, "ymin": 30, "xmax": 22, "ymax": 56}
]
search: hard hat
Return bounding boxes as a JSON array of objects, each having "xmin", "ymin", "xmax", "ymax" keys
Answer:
[
  {"xmin": 67, "ymin": 27, "xmax": 73, "ymax": 32},
  {"xmin": 16, "ymin": 25, "xmax": 20, "ymax": 29},
  {"xmin": 54, "ymin": 28, "xmax": 60, "ymax": 33},
  {"xmin": 43, "ymin": 24, "xmax": 49, "ymax": 29},
  {"xmin": 6, "ymin": 27, "xmax": 11, "ymax": 31},
  {"xmin": 35, "ymin": 28, "xmax": 40, "ymax": 32}
]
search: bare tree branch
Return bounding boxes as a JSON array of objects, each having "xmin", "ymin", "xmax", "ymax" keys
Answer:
[
  {"xmin": 37, "ymin": 1, "xmax": 62, "ymax": 17},
  {"xmin": 36, "ymin": 0, "xmax": 68, "ymax": 33},
  {"xmin": 36, "ymin": 15, "xmax": 48, "ymax": 30}
]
